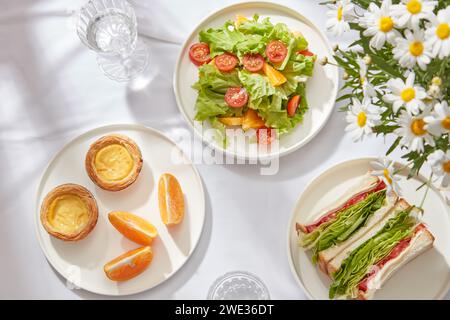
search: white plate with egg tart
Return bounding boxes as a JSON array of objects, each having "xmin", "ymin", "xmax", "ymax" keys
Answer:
[{"xmin": 35, "ymin": 124, "xmax": 205, "ymax": 296}]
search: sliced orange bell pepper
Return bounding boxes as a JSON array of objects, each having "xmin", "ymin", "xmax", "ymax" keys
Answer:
[
  {"xmin": 242, "ymin": 109, "xmax": 265, "ymax": 131},
  {"xmin": 218, "ymin": 117, "xmax": 243, "ymax": 126},
  {"xmin": 262, "ymin": 62, "xmax": 287, "ymax": 87}
]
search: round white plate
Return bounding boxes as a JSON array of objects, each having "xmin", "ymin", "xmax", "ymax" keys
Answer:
[
  {"xmin": 35, "ymin": 124, "xmax": 205, "ymax": 296},
  {"xmin": 173, "ymin": 1, "xmax": 339, "ymax": 160},
  {"xmin": 287, "ymin": 157, "xmax": 450, "ymax": 300}
]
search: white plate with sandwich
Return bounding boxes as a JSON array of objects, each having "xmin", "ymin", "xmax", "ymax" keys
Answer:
[
  {"xmin": 173, "ymin": 1, "xmax": 338, "ymax": 160},
  {"xmin": 288, "ymin": 157, "xmax": 450, "ymax": 300}
]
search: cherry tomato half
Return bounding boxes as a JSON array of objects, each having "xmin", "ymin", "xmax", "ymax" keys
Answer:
[
  {"xmin": 224, "ymin": 87, "xmax": 248, "ymax": 108},
  {"xmin": 287, "ymin": 95, "xmax": 301, "ymax": 117},
  {"xmin": 215, "ymin": 53, "xmax": 238, "ymax": 72},
  {"xmin": 256, "ymin": 127, "xmax": 275, "ymax": 145},
  {"xmin": 297, "ymin": 49, "xmax": 314, "ymax": 56},
  {"xmin": 189, "ymin": 43, "xmax": 211, "ymax": 66},
  {"xmin": 265, "ymin": 40, "xmax": 288, "ymax": 64},
  {"xmin": 242, "ymin": 53, "xmax": 265, "ymax": 72}
]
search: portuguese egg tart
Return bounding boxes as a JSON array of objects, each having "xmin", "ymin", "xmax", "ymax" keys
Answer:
[
  {"xmin": 85, "ymin": 134, "xmax": 143, "ymax": 191},
  {"xmin": 40, "ymin": 184, "xmax": 98, "ymax": 241}
]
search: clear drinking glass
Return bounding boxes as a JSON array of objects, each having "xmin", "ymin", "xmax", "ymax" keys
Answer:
[
  {"xmin": 207, "ymin": 271, "xmax": 270, "ymax": 300},
  {"xmin": 77, "ymin": 0, "xmax": 149, "ymax": 82}
]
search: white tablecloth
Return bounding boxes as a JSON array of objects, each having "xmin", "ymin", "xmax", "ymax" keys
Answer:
[{"xmin": 0, "ymin": 0, "xmax": 448, "ymax": 299}]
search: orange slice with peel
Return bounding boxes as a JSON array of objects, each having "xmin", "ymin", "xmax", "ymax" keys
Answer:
[
  {"xmin": 158, "ymin": 173, "xmax": 185, "ymax": 226},
  {"xmin": 104, "ymin": 246, "xmax": 153, "ymax": 281},
  {"xmin": 108, "ymin": 211, "xmax": 158, "ymax": 246}
]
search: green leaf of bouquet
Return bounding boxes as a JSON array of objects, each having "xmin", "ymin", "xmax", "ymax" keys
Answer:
[{"xmin": 386, "ymin": 136, "xmax": 401, "ymax": 155}]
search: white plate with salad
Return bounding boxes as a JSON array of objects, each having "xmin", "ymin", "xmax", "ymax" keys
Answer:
[
  {"xmin": 173, "ymin": 1, "xmax": 339, "ymax": 160},
  {"xmin": 287, "ymin": 158, "xmax": 450, "ymax": 300}
]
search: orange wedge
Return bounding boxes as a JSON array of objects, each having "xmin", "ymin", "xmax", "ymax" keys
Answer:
[
  {"xmin": 242, "ymin": 109, "xmax": 265, "ymax": 130},
  {"xmin": 158, "ymin": 173, "xmax": 185, "ymax": 226},
  {"xmin": 104, "ymin": 246, "xmax": 153, "ymax": 281},
  {"xmin": 108, "ymin": 211, "xmax": 158, "ymax": 246}
]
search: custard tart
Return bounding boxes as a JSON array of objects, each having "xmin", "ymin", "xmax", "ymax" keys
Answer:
[
  {"xmin": 85, "ymin": 134, "xmax": 143, "ymax": 191},
  {"xmin": 40, "ymin": 184, "xmax": 98, "ymax": 241}
]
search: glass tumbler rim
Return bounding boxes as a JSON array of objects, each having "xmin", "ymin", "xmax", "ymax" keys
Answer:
[
  {"xmin": 207, "ymin": 270, "xmax": 270, "ymax": 300},
  {"xmin": 76, "ymin": 0, "xmax": 137, "ymax": 53}
]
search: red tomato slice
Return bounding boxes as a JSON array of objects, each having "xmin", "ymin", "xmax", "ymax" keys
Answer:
[
  {"xmin": 189, "ymin": 43, "xmax": 211, "ymax": 66},
  {"xmin": 215, "ymin": 53, "xmax": 238, "ymax": 72},
  {"xmin": 256, "ymin": 127, "xmax": 275, "ymax": 145},
  {"xmin": 242, "ymin": 53, "xmax": 265, "ymax": 72},
  {"xmin": 287, "ymin": 95, "xmax": 301, "ymax": 117},
  {"xmin": 298, "ymin": 49, "xmax": 314, "ymax": 56},
  {"xmin": 265, "ymin": 40, "xmax": 288, "ymax": 64},
  {"xmin": 225, "ymin": 87, "xmax": 248, "ymax": 108}
]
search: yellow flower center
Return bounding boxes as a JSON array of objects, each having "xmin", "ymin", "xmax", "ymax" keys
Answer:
[
  {"xmin": 357, "ymin": 111, "xmax": 367, "ymax": 127},
  {"xmin": 407, "ymin": 0, "xmax": 422, "ymax": 14},
  {"xmin": 436, "ymin": 23, "xmax": 450, "ymax": 40},
  {"xmin": 383, "ymin": 169, "xmax": 392, "ymax": 185},
  {"xmin": 360, "ymin": 76, "xmax": 365, "ymax": 84},
  {"xmin": 442, "ymin": 117, "xmax": 450, "ymax": 131},
  {"xmin": 409, "ymin": 41, "xmax": 424, "ymax": 57},
  {"xmin": 401, "ymin": 87, "xmax": 416, "ymax": 102},
  {"xmin": 379, "ymin": 16, "xmax": 394, "ymax": 33},
  {"xmin": 443, "ymin": 161, "xmax": 450, "ymax": 173},
  {"xmin": 337, "ymin": 6, "xmax": 343, "ymax": 21},
  {"xmin": 410, "ymin": 119, "xmax": 427, "ymax": 136},
  {"xmin": 432, "ymin": 76, "xmax": 442, "ymax": 86}
]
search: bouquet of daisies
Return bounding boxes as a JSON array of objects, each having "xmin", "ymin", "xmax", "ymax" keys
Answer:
[{"xmin": 322, "ymin": 0, "xmax": 449, "ymax": 189}]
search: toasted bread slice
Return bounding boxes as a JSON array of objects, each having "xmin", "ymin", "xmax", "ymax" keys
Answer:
[{"xmin": 297, "ymin": 173, "xmax": 379, "ymax": 234}]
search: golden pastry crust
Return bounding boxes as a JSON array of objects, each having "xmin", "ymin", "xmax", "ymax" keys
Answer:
[
  {"xmin": 85, "ymin": 134, "xmax": 143, "ymax": 191},
  {"xmin": 40, "ymin": 184, "xmax": 98, "ymax": 241}
]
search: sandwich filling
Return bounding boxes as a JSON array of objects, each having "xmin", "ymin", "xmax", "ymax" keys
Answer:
[
  {"xmin": 357, "ymin": 223, "xmax": 426, "ymax": 293},
  {"xmin": 329, "ymin": 207, "xmax": 418, "ymax": 299},
  {"xmin": 299, "ymin": 188, "xmax": 387, "ymax": 263},
  {"xmin": 299, "ymin": 179, "xmax": 386, "ymax": 234}
]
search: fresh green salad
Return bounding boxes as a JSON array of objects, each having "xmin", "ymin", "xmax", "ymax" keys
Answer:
[{"xmin": 188, "ymin": 14, "xmax": 316, "ymax": 145}]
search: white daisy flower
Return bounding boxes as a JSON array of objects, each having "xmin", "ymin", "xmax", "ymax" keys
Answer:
[
  {"xmin": 425, "ymin": 7, "xmax": 450, "ymax": 59},
  {"xmin": 427, "ymin": 84, "xmax": 442, "ymax": 99},
  {"xmin": 345, "ymin": 98, "xmax": 384, "ymax": 142},
  {"xmin": 391, "ymin": 0, "xmax": 437, "ymax": 29},
  {"xmin": 371, "ymin": 157, "xmax": 402, "ymax": 195},
  {"xmin": 424, "ymin": 100, "xmax": 450, "ymax": 136},
  {"xmin": 384, "ymin": 72, "xmax": 427, "ymax": 115},
  {"xmin": 395, "ymin": 108, "xmax": 436, "ymax": 153},
  {"xmin": 357, "ymin": 57, "xmax": 377, "ymax": 97},
  {"xmin": 326, "ymin": 0, "xmax": 354, "ymax": 36},
  {"xmin": 393, "ymin": 29, "xmax": 432, "ymax": 70},
  {"xmin": 359, "ymin": 0, "xmax": 401, "ymax": 50},
  {"xmin": 428, "ymin": 149, "xmax": 450, "ymax": 187}
]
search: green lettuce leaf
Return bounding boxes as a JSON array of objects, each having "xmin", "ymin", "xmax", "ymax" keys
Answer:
[
  {"xmin": 238, "ymin": 70, "xmax": 276, "ymax": 100},
  {"xmin": 194, "ymin": 88, "xmax": 228, "ymax": 121},
  {"xmin": 329, "ymin": 208, "xmax": 416, "ymax": 299},
  {"xmin": 236, "ymin": 14, "xmax": 274, "ymax": 35},
  {"xmin": 193, "ymin": 64, "xmax": 241, "ymax": 121},
  {"xmin": 199, "ymin": 20, "xmax": 245, "ymax": 57}
]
